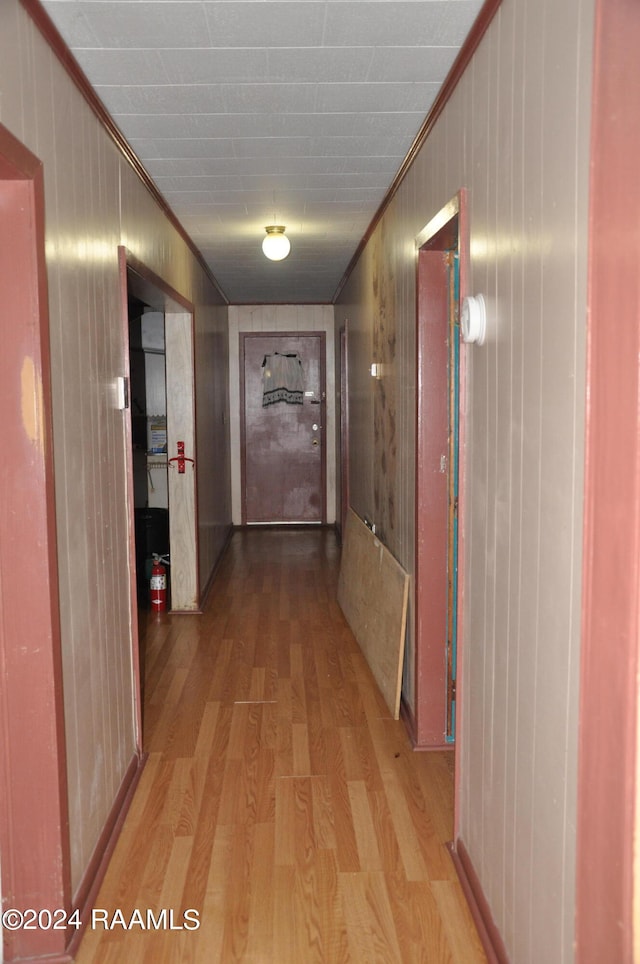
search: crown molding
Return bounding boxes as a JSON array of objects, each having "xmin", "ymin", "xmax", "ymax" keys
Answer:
[
  {"xmin": 19, "ymin": 0, "xmax": 229, "ymax": 306},
  {"xmin": 332, "ymin": 0, "xmax": 503, "ymax": 303}
]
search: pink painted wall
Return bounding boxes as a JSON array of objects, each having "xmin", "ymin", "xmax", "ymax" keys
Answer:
[
  {"xmin": 0, "ymin": 0, "xmax": 230, "ymax": 895},
  {"xmin": 335, "ymin": 0, "xmax": 594, "ymax": 959}
]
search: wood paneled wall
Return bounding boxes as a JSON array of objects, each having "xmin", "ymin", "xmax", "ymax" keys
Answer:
[
  {"xmin": 1, "ymin": 0, "xmax": 230, "ymax": 894},
  {"xmin": 228, "ymin": 305, "xmax": 336, "ymax": 525},
  {"xmin": 335, "ymin": 0, "xmax": 594, "ymax": 959}
]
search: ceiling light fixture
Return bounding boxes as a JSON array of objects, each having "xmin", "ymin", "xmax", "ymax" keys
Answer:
[{"xmin": 262, "ymin": 225, "xmax": 291, "ymax": 261}]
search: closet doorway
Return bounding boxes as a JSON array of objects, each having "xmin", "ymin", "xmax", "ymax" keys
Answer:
[
  {"xmin": 240, "ymin": 332, "xmax": 326, "ymax": 524},
  {"xmin": 120, "ymin": 251, "xmax": 200, "ymax": 617},
  {"xmin": 128, "ymin": 301, "xmax": 169, "ymax": 609}
]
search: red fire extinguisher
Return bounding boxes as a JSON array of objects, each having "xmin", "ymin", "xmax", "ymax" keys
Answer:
[{"xmin": 150, "ymin": 553, "xmax": 169, "ymax": 612}]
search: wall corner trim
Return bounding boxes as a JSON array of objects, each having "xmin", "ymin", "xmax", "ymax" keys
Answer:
[
  {"xmin": 65, "ymin": 752, "xmax": 148, "ymax": 960},
  {"xmin": 199, "ymin": 523, "xmax": 234, "ymax": 609},
  {"xmin": 447, "ymin": 839, "xmax": 510, "ymax": 964},
  {"xmin": 19, "ymin": 0, "xmax": 229, "ymax": 306},
  {"xmin": 331, "ymin": 0, "xmax": 502, "ymax": 304}
]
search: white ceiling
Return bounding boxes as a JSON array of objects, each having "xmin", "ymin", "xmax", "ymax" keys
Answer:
[{"xmin": 41, "ymin": 0, "xmax": 484, "ymax": 304}]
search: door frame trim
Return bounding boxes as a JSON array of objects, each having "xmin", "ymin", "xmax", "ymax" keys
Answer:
[
  {"xmin": 239, "ymin": 331, "xmax": 327, "ymax": 525},
  {"xmin": 0, "ymin": 124, "xmax": 71, "ymax": 962},
  {"xmin": 576, "ymin": 0, "xmax": 640, "ymax": 955},
  {"xmin": 412, "ymin": 190, "xmax": 469, "ymax": 824}
]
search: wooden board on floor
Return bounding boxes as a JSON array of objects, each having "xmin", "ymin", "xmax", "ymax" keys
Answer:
[{"xmin": 337, "ymin": 508, "xmax": 409, "ymax": 719}]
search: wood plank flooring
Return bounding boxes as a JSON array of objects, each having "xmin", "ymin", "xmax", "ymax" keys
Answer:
[{"xmin": 75, "ymin": 529, "xmax": 486, "ymax": 963}]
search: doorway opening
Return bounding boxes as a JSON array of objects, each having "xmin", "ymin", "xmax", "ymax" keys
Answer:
[
  {"xmin": 128, "ymin": 298, "xmax": 169, "ymax": 612},
  {"xmin": 413, "ymin": 191, "xmax": 468, "ymax": 754},
  {"xmin": 338, "ymin": 324, "xmax": 350, "ymax": 542},
  {"xmin": 120, "ymin": 252, "xmax": 200, "ymax": 727},
  {"xmin": 119, "ymin": 250, "xmax": 201, "ymax": 719}
]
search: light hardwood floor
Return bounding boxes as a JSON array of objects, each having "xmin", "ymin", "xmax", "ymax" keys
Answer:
[{"xmin": 75, "ymin": 528, "xmax": 486, "ymax": 963}]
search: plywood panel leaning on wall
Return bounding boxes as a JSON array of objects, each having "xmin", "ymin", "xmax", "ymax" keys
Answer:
[{"xmin": 338, "ymin": 508, "xmax": 409, "ymax": 718}]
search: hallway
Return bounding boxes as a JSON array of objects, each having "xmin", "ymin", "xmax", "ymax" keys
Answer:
[{"xmin": 75, "ymin": 529, "xmax": 485, "ymax": 963}]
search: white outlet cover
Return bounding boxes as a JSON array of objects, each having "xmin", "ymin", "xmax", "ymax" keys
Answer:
[{"xmin": 461, "ymin": 294, "xmax": 487, "ymax": 345}]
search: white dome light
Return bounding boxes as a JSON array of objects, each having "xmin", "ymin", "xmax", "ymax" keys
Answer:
[{"xmin": 262, "ymin": 225, "xmax": 291, "ymax": 261}]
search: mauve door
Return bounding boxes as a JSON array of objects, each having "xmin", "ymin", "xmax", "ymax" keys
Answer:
[{"xmin": 242, "ymin": 332, "xmax": 325, "ymax": 523}]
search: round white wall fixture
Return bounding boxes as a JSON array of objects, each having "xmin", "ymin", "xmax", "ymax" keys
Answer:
[{"xmin": 460, "ymin": 294, "xmax": 487, "ymax": 345}]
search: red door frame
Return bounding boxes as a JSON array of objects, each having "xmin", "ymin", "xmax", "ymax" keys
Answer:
[
  {"xmin": 576, "ymin": 0, "xmax": 640, "ymax": 957},
  {"xmin": 239, "ymin": 331, "xmax": 327, "ymax": 525},
  {"xmin": 0, "ymin": 125, "xmax": 71, "ymax": 961},
  {"xmin": 412, "ymin": 191, "xmax": 469, "ymax": 769}
]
